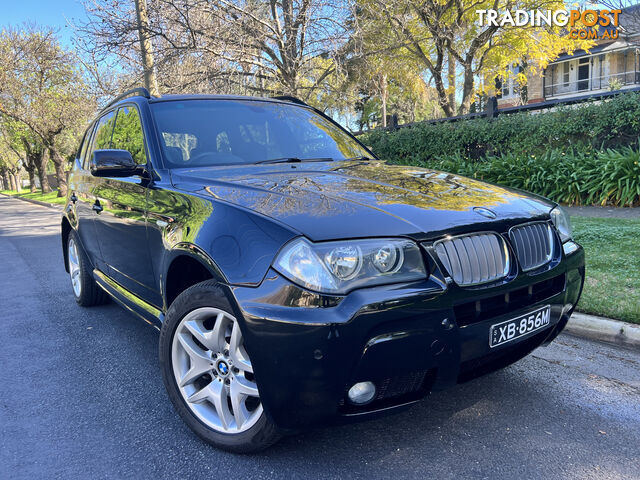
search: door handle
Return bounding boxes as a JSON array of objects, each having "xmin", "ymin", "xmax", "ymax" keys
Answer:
[
  {"xmin": 92, "ymin": 201, "xmax": 103, "ymax": 213},
  {"xmin": 70, "ymin": 193, "xmax": 78, "ymax": 203}
]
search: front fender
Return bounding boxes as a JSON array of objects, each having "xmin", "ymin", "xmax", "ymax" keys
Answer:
[{"xmin": 147, "ymin": 184, "xmax": 298, "ymax": 289}]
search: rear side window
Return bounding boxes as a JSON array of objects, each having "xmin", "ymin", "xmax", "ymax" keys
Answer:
[{"xmin": 112, "ymin": 106, "xmax": 147, "ymax": 165}]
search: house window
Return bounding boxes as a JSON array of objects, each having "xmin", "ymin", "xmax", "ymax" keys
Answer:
[
  {"xmin": 563, "ymin": 62, "xmax": 570, "ymax": 87},
  {"xmin": 500, "ymin": 64, "xmax": 520, "ymax": 99}
]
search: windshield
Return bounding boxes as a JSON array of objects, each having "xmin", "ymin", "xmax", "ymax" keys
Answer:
[{"xmin": 150, "ymin": 99, "xmax": 371, "ymax": 167}]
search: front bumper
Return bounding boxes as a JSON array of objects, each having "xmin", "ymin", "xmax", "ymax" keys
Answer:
[{"xmin": 230, "ymin": 245, "xmax": 585, "ymax": 430}]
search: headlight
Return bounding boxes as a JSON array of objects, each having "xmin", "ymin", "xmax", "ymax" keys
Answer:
[
  {"xmin": 326, "ymin": 245, "xmax": 362, "ymax": 280},
  {"xmin": 274, "ymin": 237, "xmax": 427, "ymax": 294},
  {"xmin": 550, "ymin": 206, "xmax": 572, "ymax": 242}
]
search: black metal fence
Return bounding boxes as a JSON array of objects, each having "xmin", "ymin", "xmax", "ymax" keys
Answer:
[{"xmin": 352, "ymin": 85, "xmax": 640, "ymax": 137}]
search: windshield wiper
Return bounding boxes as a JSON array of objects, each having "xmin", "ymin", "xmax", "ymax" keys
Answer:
[
  {"xmin": 255, "ymin": 157, "xmax": 335, "ymax": 164},
  {"xmin": 343, "ymin": 155, "xmax": 374, "ymax": 161}
]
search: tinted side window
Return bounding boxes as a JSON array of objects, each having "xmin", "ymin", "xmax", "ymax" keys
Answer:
[
  {"xmin": 88, "ymin": 111, "xmax": 117, "ymax": 161},
  {"xmin": 112, "ymin": 106, "xmax": 147, "ymax": 165},
  {"xmin": 77, "ymin": 126, "xmax": 93, "ymax": 170}
]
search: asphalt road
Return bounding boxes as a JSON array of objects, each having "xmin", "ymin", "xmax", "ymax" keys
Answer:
[{"xmin": 1, "ymin": 195, "xmax": 639, "ymax": 480}]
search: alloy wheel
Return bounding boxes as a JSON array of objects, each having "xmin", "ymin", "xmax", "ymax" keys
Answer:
[
  {"xmin": 68, "ymin": 237, "xmax": 82, "ymax": 297},
  {"xmin": 171, "ymin": 307, "xmax": 262, "ymax": 433}
]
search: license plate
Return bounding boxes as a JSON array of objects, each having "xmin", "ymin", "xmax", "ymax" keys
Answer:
[{"xmin": 489, "ymin": 305, "xmax": 551, "ymax": 348}]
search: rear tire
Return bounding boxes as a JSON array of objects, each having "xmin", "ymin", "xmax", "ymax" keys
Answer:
[
  {"xmin": 66, "ymin": 230, "xmax": 109, "ymax": 307},
  {"xmin": 159, "ymin": 280, "xmax": 281, "ymax": 453}
]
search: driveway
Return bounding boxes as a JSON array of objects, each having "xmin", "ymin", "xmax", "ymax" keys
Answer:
[{"xmin": 1, "ymin": 195, "xmax": 639, "ymax": 480}]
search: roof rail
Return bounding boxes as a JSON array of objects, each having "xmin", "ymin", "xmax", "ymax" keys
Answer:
[
  {"xmin": 101, "ymin": 87, "xmax": 152, "ymax": 112},
  {"xmin": 271, "ymin": 95, "xmax": 308, "ymax": 106}
]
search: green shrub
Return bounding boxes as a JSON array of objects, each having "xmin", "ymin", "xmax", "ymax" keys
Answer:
[
  {"xmin": 360, "ymin": 92, "xmax": 640, "ymax": 206},
  {"xmin": 361, "ymin": 91, "xmax": 640, "ymax": 161}
]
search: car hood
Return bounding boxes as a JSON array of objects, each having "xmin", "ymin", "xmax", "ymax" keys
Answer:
[{"xmin": 170, "ymin": 160, "xmax": 555, "ymax": 241}]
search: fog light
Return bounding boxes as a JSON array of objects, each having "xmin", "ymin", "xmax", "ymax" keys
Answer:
[{"xmin": 347, "ymin": 381, "xmax": 376, "ymax": 405}]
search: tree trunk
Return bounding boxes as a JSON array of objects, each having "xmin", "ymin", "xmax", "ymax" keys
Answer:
[
  {"xmin": 380, "ymin": 73, "xmax": 388, "ymax": 128},
  {"xmin": 37, "ymin": 150, "xmax": 51, "ymax": 194},
  {"xmin": 1, "ymin": 169, "xmax": 9, "ymax": 190},
  {"xmin": 448, "ymin": 53, "xmax": 456, "ymax": 111},
  {"xmin": 410, "ymin": 40, "xmax": 454, "ymax": 117},
  {"xmin": 23, "ymin": 153, "xmax": 38, "ymax": 193},
  {"xmin": 13, "ymin": 172, "xmax": 22, "ymax": 193},
  {"xmin": 458, "ymin": 64, "xmax": 475, "ymax": 116},
  {"xmin": 258, "ymin": 65, "xmax": 265, "ymax": 94},
  {"xmin": 280, "ymin": 69, "xmax": 298, "ymax": 97},
  {"xmin": 8, "ymin": 172, "xmax": 16, "ymax": 192},
  {"xmin": 430, "ymin": 70, "xmax": 455, "ymax": 117},
  {"xmin": 21, "ymin": 139, "xmax": 41, "ymax": 193},
  {"xmin": 26, "ymin": 167, "xmax": 37, "ymax": 193},
  {"xmin": 49, "ymin": 148, "xmax": 68, "ymax": 197},
  {"xmin": 134, "ymin": 0, "xmax": 160, "ymax": 96}
]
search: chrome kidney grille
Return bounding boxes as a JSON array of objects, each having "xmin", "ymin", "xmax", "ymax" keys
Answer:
[
  {"xmin": 433, "ymin": 233, "xmax": 510, "ymax": 286},
  {"xmin": 509, "ymin": 222, "xmax": 555, "ymax": 272}
]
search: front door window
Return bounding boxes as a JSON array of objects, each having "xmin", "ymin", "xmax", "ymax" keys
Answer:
[
  {"xmin": 577, "ymin": 58, "xmax": 590, "ymax": 91},
  {"xmin": 112, "ymin": 106, "xmax": 147, "ymax": 165}
]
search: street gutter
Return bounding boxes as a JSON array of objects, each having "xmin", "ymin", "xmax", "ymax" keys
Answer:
[{"xmin": 565, "ymin": 313, "xmax": 640, "ymax": 350}]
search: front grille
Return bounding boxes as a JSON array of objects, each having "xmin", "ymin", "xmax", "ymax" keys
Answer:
[
  {"xmin": 454, "ymin": 273, "xmax": 566, "ymax": 327},
  {"xmin": 434, "ymin": 233, "xmax": 510, "ymax": 286},
  {"xmin": 509, "ymin": 221, "xmax": 555, "ymax": 271}
]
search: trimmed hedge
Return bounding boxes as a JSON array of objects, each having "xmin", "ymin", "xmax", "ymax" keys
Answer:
[{"xmin": 360, "ymin": 92, "xmax": 640, "ymax": 206}]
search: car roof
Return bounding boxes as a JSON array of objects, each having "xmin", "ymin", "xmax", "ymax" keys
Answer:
[
  {"xmin": 148, "ymin": 94, "xmax": 302, "ymax": 105},
  {"xmin": 101, "ymin": 91, "xmax": 309, "ymax": 116}
]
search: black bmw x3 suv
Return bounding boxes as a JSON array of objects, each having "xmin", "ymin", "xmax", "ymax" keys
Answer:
[{"xmin": 62, "ymin": 88, "xmax": 584, "ymax": 452}]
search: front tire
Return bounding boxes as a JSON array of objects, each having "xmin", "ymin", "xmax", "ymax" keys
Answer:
[
  {"xmin": 66, "ymin": 231, "xmax": 109, "ymax": 307},
  {"xmin": 159, "ymin": 280, "xmax": 280, "ymax": 453}
]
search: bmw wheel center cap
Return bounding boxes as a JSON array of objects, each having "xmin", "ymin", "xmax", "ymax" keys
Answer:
[{"xmin": 217, "ymin": 360, "xmax": 229, "ymax": 376}]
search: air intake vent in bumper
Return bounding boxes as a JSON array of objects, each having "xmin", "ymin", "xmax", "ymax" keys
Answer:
[
  {"xmin": 434, "ymin": 233, "xmax": 510, "ymax": 286},
  {"xmin": 509, "ymin": 222, "xmax": 555, "ymax": 272}
]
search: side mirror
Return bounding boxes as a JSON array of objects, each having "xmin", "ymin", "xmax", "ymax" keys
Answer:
[{"xmin": 90, "ymin": 149, "xmax": 140, "ymax": 177}]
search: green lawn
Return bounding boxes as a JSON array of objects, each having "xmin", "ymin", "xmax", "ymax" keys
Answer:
[
  {"xmin": 572, "ymin": 216, "xmax": 640, "ymax": 324},
  {"xmin": 0, "ymin": 189, "xmax": 66, "ymax": 205}
]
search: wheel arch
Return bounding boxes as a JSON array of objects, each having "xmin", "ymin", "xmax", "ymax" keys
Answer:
[{"xmin": 163, "ymin": 244, "xmax": 232, "ymax": 310}]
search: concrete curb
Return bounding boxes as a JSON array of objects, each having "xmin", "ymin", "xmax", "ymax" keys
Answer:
[
  {"xmin": 565, "ymin": 312, "xmax": 640, "ymax": 349},
  {"xmin": 0, "ymin": 192, "xmax": 63, "ymax": 210}
]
